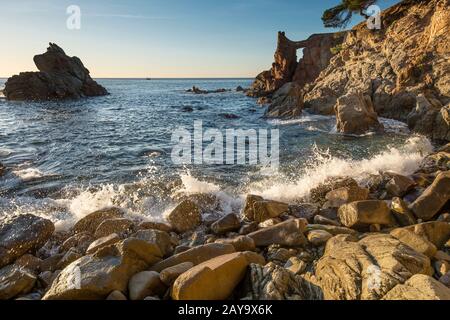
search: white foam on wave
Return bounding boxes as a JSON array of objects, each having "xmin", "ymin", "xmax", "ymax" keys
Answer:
[
  {"xmin": 13, "ymin": 168, "xmax": 46, "ymax": 181},
  {"xmin": 247, "ymin": 135, "xmax": 433, "ymax": 202},
  {"xmin": 267, "ymin": 113, "xmax": 334, "ymax": 126}
]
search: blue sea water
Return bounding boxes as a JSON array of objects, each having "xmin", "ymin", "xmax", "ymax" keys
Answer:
[{"xmin": 0, "ymin": 78, "xmax": 433, "ymax": 228}]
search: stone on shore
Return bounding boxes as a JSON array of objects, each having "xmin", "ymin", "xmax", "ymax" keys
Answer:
[
  {"xmin": 43, "ymin": 238, "xmax": 162, "ymax": 300},
  {"xmin": 247, "ymin": 219, "xmax": 307, "ymax": 247},
  {"xmin": 382, "ymin": 274, "xmax": 450, "ymax": 300},
  {"xmin": 94, "ymin": 218, "xmax": 134, "ymax": 239},
  {"xmin": 265, "ymin": 82, "xmax": 303, "ymax": 118},
  {"xmin": 403, "ymin": 221, "xmax": 450, "ymax": 248},
  {"xmin": 390, "ymin": 197, "xmax": 417, "ymax": 226},
  {"xmin": 385, "ymin": 173, "xmax": 416, "ymax": 197},
  {"xmin": 409, "ymin": 171, "xmax": 450, "ymax": 220},
  {"xmin": 315, "ymin": 234, "xmax": 432, "ymax": 300},
  {"xmin": 72, "ymin": 207, "xmax": 124, "ymax": 235},
  {"xmin": 307, "ymin": 230, "xmax": 333, "ymax": 246},
  {"xmin": 166, "ymin": 200, "xmax": 202, "ymax": 233},
  {"xmin": 210, "ymin": 213, "xmax": 241, "ymax": 235},
  {"xmin": 334, "ymin": 91, "xmax": 384, "ymax": 135},
  {"xmin": 171, "ymin": 252, "xmax": 265, "ymax": 300},
  {"xmin": 150, "ymin": 243, "xmax": 235, "ymax": 273},
  {"xmin": 132, "ymin": 229, "xmax": 174, "ymax": 257},
  {"xmin": 0, "ymin": 214, "xmax": 54, "ymax": 268},
  {"xmin": 4, "ymin": 43, "xmax": 108, "ymax": 101},
  {"xmin": 215, "ymin": 236, "xmax": 256, "ymax": 252},
  {"xmin": 0, "ymin": 265, "xmax": 37, "ymax": 300},
  {"xmin": 128, "ymin": 271, "xmax": 166, "ymax": 300},
  {"xmin": 338, "ymin": 200, "xmax": 392, "ymax": 229},
  {"xmin": 86, "ymin": 233, "xmax": 120, "ymax": 255},
  {"xmin": 390, "ymin": 228, "xmax": 437, "ymax": 258},
  {"xmin": 243, "ymin": 195, "xmax": 289, "ymax": 223},
  {"xmin": 159, "ymin": 262, "xmax": 194, "ymax": 286},
  {"xmin": 106, "ymin": 290, "xmax": 127, "ymax": 300},
  {"xmin": 14, "ymin": 254, "xmax": 42, "ymax": 273},
  {"xmin": 138, "ymin": 221, "xmax": 173, "ymax": 233},
  {"xmin": 324, "ymin": 186, "xmax": 369, "ymax": 208}
]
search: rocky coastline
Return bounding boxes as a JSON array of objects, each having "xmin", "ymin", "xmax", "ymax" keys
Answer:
[
  {"xmin": 249, "ymin": 0, "xmax": 449, "ymax": 140},
  {"xmin": 0, "ymin": 143, "xmax": 449, "ymax": 300},
  {"xmin": 0, "ymin": 0, "xmax": 450, "ymax": 302}
]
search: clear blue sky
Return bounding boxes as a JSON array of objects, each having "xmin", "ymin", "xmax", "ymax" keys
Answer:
[{"xmin": 0, "ymin": 0, "xmax": 400, "ymax": 78}]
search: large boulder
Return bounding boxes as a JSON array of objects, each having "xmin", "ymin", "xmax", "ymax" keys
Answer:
[
  {"xmin": 210, "ymin": 213, "xmax": 241, "ymax": 235},
  {"xmin": 0, "ymin": 214, "xmax": 54, "ymax": 268},
  {"xmin": 247, "ymin": 219, "xmax": 307, "ymax": 247},
  {"xmin": 324, "ymin": 185, "xmax": 369, "ymax": 208},
  {"xmin": 150, "ymin": 243, "xmax": 235, "ymax": 273},
  {"xmin": 409, "ymin": 171, "xmax": 450, "ymax": 220},
  {"xmin": 132, "ymin": 229, "xmax": 174, "ymax": 257},
  {"xmin": 337, "ymin": 200, "xmax": 393, "ymax": 229},
  {"xmin": 166, "ymin": 200, "xmax": 202, "ymax": 233},
  {"xmin": 0, "ymin": 265, "xmax": 37, "ymax": 300},
  {"xmin": 315, "ymin": 234, "xmax": 432, "ymax": 300},
  {"xmin": 93, "ymin": 218, "xmax": 134, "ymax": 239},
  {"xmin": 42, "ymin": 238, "xmax": 162, "ymax": 300},
  {"xmin": 382, "ymin": 274, "xmax": 450, "ymax": 300},
  {"xmin": 242, "ymin": 195, "xmax": 289, "ymax": 223},
  {"xmin": 402, "ymin": 221, "xmax": 450, "ymax": 249},
  {"xmin": 171, "ymin": 252, "xmax": 265, "ymax": 300},
  {"xmin": 72, "ymin": 207, "xmax": 124, "ymax": 235},
  {"xmin": 390, "ymin": 228, "xmax": 437, "ymax": 258},
  {"xmin": 265, "ymin": 82, "xmax": 303, "ymax": 118},
  {"xmin": 4, "ymin": 43, "xmax": 108, "ymax": 101},
  {"xmin": 334, "ymin": 91, "xmax": 384, "ymax": 135}
]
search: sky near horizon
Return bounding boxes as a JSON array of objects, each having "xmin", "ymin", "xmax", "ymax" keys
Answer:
[{"xmin": 0, "ymin": 0, "xmax": 400, "ymax": 78}]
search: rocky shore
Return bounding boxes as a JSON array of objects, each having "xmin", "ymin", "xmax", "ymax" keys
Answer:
[
  {"xmin": 0, "ymin": 144, "xmax": 449, "ymax": 300},
  {"xmin": 249, "ymin": 0, "xmax": 449, "ymax": 140},
  {"xmin": 3, "ymin": 43, "xmax": 108, "ymax": 101}
]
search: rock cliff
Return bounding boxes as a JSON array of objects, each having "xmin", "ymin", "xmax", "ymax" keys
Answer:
[
  {"xmin": 250, "ymin": 0, "xmax": 450, "ymax": 140},
  {"xmin": 4, "ymin": 43, "xmax": 108, "ymax": 101}
]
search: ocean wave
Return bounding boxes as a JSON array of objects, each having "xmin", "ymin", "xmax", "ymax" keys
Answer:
[
  {"xmin": 246, "ymin": 135, "xmax": 433, "ymax": 202},
  {"xmin": 13, "ymin": 168, "xmax": 47, "ymax": 181}
]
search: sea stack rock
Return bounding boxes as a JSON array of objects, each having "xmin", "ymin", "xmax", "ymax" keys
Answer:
[{"xmin": 4, "ymin": 43, "xmax": 108, "ymax": 101}]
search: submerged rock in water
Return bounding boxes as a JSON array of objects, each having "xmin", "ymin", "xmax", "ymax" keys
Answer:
[
  {"xmin": 334, "ymin": 91, "xmax": 384, "ymax": 135},
  {"xmin": 0, "ymin": 214, "xmax": 55, "ymax": 268},
  {"xmin": 4, "ymin": 43, "xmax": 108, "ymax": 101},
  {"xmin": 186, "ymin": 86, "xmax": 230, "ymax": 94},
  {"xmin": 0, "ymin": 162, "xmax": 5, "ymax": 177}
]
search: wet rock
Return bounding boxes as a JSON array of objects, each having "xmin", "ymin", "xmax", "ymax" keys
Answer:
[
  {"xmin": 210, "ymin": 213, "xmax": 241, "ymax": 235},
  {"xmin": 14, "ymin": 254, "xmax": 42, "ymax": 273},
  {"xmin": 310, "ymin": 177, "xmax": 358, "ymax": 204},
  {"xmin": 382, "ymin": 274, "xmax": 450, "ymax": 300},
  {"xmin": 215, "ymin": 236, "xmax": 256, "ymax": 252},
  {"xmin": 390, "ymin": 197, "xmax": 417, "ymax": 226},
  {"xmin": 86, "ymin": 233, "xmax": 120, "ymax": 255},
  {"xmin": 306, "ymin": 224, "xmax": 358, "ymax": 236},
  {"xmin": 324, "ymin": 186, "xmax": 369, "ymax": 208},
  {"xmin": 172, "ymin": 252, "xmax": 265, "ymax": 300},
  {"xmin": 338, "ymin": 200, "xmax": 392, "ymax": 230},
  {"xmin": 0, "ymin": 214, "xmax": 54, "ymax": 268},
  {"xmin": 128, "ymin": 271, "xmax": 166, "ymax": 300},
  {"xmin": 385, "ymin": 173, "xmax": 416, "ymax": 197},
  {"xmin": 435, "ymin": 250, "xmax": 450, "ymax": 262},
  {"xmin": 315, "ymin": 234, "xmax": 432, "ymax": 300},
  {"xmin": 402, "ymin": 221, "xmax": 450, "ymax": 248},
  {"xmin": 60, "ymin": 232, "xmax": 95, "ymax": 254},
  {"xmin": 0, "ymin": 162, "xmax": 5, "ymax": 177},
  {"xmin": 307, "ymin": 230, "xmax": 332, "ymax": 246},
  {"xmin": 313, "ymin": 215, "xmax": 340, "ymax": 226},
  {"xmin": 40, "ymin": 254, "xmax": 64, "ymax": 273},
  {"xmin": 242, "ymin": 262, "xmax": 323, "ymax": 300},
  {"xmin": 150, "ymin": 243, "xmax": 235, "ymax": 273},
  {"xmin": 0, "ymin": 265, "xmax": 37, "ymax": 300},
  {"xmin": 106, "ymin": 290, "xmax": 127, "ymax": 300},
  {"xmin": 94, "ymin": 218, "xmax": 134, "ymax": 239},
  {"xmin": 258, "ymin": 218, "xmax": 281, "ymax": 228},
  {"xmin": 133, "ymin": 229, "xmax": 174, "ymax": 257},
  {"xmin": 243, "ymin": 195, "xmax": 289, "ymax": 223},
  {"xmin": 166, "ymin": 200, "xmax": 202, "ymax": 233},
  {"xmin": 410, "ymin": 171, "xmax": 450, "ymax": 221},
  {"xmin": 289, "ymin": 203, "xmax": 319, "ymax": 222},
  {"xmin": 159, "ymin": 262, "xmax": 194, "ymax": 286},
  {"xmin": 390, "ymin": 228, "xmax": 437, "ymax": 258},
  {"xmin": 43, "ymin": 238, "xmax": 163, "ymax": 300},
  {"xmin": 138, "ymin": 221, "xmax": 173, "ymax": 233},
  {"xmin": 248, "ymin": 219, "xmax": 307, "ymax": 247},
  {"xmin": 4, "ymin": 43, "xmax": 108, "ymax": 101},
  {"xmin": 334, "ymin": 91, "xmax": 384, "ymax": 135},
  {"xmin": 72, "ymin": 207, "xmax": 124, "ymax": 235},
  {"xmin": 181, "ymin": 106, "xmax": 194, "ymax": 113},
  {"xmin": 239, "ymin": 222, "xmax": 259, "ymax": 235},
  {"xmin": 220, "ymin": 113, "xmax": 240, "ymax": 119},
  {"xmin": 56, "ymin": 248, "xmax": 83, "ymax": 270}
]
